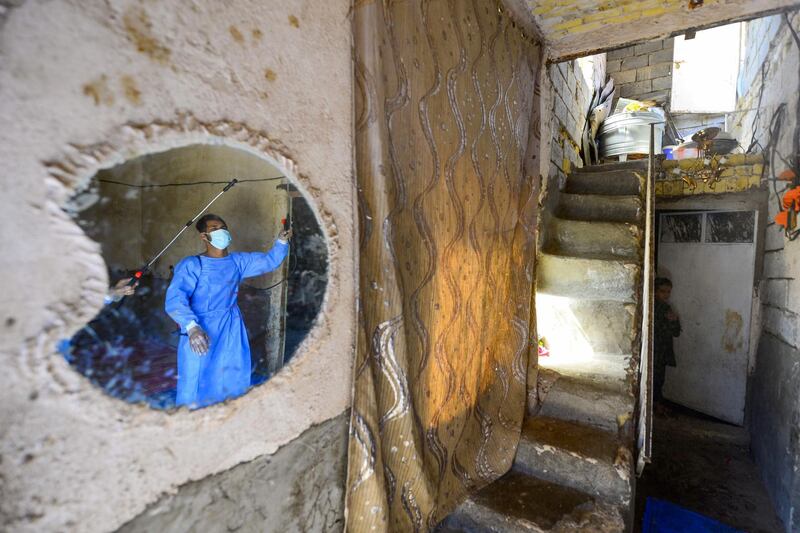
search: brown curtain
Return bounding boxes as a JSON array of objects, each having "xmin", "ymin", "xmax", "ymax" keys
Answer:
[{"xmin": 346, "ymin": 1, "xmax": 542, "ymax": 531}]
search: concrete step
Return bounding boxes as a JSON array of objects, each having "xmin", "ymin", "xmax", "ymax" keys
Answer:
[
  {"xmin": 565, "ymin": 170, "xmax": 644, "ymax": 196},
  {"xmin": 544, "ymin": 218, "xmax": 641, "ymax": 260},
  {"xmin": 575, "ymin": 160, "xmax": 649, "ymax": 174},
  {"xmin": 440, "ymin": 470, "xmax": 625, "ymax": 532},
  {"xmin": 556, "ymin": 193, "xmax": 642, "ymax": 224},
  {"xmin": 536, "ymin": 297, "xmax": 637, "ymax": 357},
  {"xmin": 513, "ymin": 416, "xmax": 632, "ymax": 505},
  {"xmin": 536, "ymin": 375, "xmax": 635, "ymax": 434},
  {"xmin": 539, "ymin": 351, "xmax": 635, "ymax": 393},
  {"xmin": 536, "ymin": 253, "xmax": 640, "ymax": 303}
]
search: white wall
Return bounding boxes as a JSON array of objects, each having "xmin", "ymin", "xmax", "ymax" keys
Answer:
[{"xmin": 0, "ymin": 1, "xmax": 354, "ymax": 531}]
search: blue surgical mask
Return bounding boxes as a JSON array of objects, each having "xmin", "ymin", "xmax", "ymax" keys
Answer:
[{"xmin": 207, "ymin": 229, "xmax": 232, "ymax": 250}]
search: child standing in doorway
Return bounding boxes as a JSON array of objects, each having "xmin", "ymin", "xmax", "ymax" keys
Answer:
[{"xmin": 654, "ymin": 277, "xmax": 681, "ymax": 405}]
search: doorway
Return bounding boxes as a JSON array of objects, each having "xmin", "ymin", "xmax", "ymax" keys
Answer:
[{"xmin": 656, "ymin": 209, "xmax": 757, "ymax": 425}]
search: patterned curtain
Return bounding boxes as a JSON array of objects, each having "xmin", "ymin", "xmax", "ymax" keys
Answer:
[{"xmin": 346, "ymin": 1, "xmax": 542, "ymax": 530}]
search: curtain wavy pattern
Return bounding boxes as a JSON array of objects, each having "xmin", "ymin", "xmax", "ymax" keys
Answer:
[{"xmin": 347, "ymin": 1, "xmax": 542, "ymax": 530}]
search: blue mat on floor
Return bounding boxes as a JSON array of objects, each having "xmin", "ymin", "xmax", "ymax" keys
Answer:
[{"xmin": 642, "ymin": 498, "xmax": 745, "ymax": 533}]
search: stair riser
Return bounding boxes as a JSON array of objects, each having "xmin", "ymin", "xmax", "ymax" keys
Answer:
[
  {"xmin": 536, "ymin": 298, "xmax": 637, "ymax": 355},
  {"xmin": 556, "ymin": 194, "xmax": 642, "ymax": 224},
  {"xmin": 513, "ymin": 443, "xmax": 631, "ymax": 504},
  {"xmin": 575, "ymin": 161, "xmax": 649, "ymax": 174},
  {"xmin": 537, "ymin": 383, "xmax": 635, "ymax": 434},
  {"xmin": 537, "ymin": 255, "xmax": 640, "ymax": 303},
  {"xmin": 546, "ymin": 219, "xmax": 641, "ymax": 260},
  {"xmin": 565, "ymin": 171, "xmax": 643, "ymax": 196}
]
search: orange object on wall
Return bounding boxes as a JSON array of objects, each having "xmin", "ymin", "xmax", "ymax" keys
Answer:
[{"xmin": 775, "ymin": 186, "xmax": 800, "ymax": 230}]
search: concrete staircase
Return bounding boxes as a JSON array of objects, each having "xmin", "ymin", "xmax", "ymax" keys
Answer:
[{"xmin": 441, "ymin": 161, "xmax": 646, "ymax": 532}]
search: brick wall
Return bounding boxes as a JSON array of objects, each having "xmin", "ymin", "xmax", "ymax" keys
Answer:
[
  {"xmin": 656, "ymin": 154, "xmax": 764, "ymax": 197},
  {"xmin": 606, "ymin": 39, "xmax": 674, "ymax": 107},
  {"xmin": 547, "ymin": 54, "xmax": 605, "ymax": 188}
]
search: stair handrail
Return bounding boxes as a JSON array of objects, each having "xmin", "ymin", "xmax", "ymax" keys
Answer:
[{"xmin": 636, "ymin": 124, "xmax": 657, "ymax": 475}]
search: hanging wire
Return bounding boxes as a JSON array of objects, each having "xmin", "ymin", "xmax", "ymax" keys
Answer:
[{"xmin": 95, "ymin": 176, "xmax": 286, "ymax": 188}]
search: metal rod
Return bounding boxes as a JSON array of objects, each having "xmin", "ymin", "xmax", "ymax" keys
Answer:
[{"xmin": 144, "ymin": 183, "xmax": 235, "ymax": 270}]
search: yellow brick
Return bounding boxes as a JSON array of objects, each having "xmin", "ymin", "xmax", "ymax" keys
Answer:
[
  {"xmin": 642, "ymin": 7, "xmax": 669, "ymax": 18},
  {"xmin": 720, "ymin": 168, "xmax": 735, "ymax": 178},
  {"xmin": 749, "ymin": 174, "xmax": 761, "ymax": 187},
  {"xmin": 734, "ymin": 165, "xmax": 751, "ymax": 176},
  {"xmin": 583, "ymin": 8, "xmax": 623, "ymax": 22},
  {"xmin": 553, "ymin": 18, "xmax": 583, "ymax": 31},
  {"xmin": 737, "ymin": 176, "xmax": 748, "ymax": 189},
  {"xmin": 753, "ymin": 163, "xmax": 764, "ymax": 176},
  {"xmin": 623, "ymin": 2, "xmax": 651, "ymax": 13},
  {"xmin": 604, "ymin": 14, "xmax": 639, "ymax": 25},
  {"xmin": 655, "ymin": 182, "xmax": 664, "ymax": 196},
  {"xmin": 725, "ymin": 178, "xmax": 738, "ymax": 193},
  {"xmin": 724, "ymin": 153, "xmax": 747, "ymax": 166},
  {"xmin": 572, "ymin": 21, "xmax": 605, "ymax": 34}
]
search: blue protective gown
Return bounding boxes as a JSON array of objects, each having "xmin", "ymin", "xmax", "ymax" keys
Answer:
[{"xmin": 165, "ymin": 242, "xmax": 289, "ymax": 408}]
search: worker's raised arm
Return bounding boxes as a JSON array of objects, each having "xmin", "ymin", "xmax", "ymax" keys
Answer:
[
  {"xmin": 165, "ymin": 258, "xmax": 201, "ymax": 332},
  {"xmin": 237, "ymin": 236, "xmax": 290, "ymax": 279}
]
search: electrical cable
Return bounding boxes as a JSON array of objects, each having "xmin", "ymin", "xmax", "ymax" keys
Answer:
[{"xmin": 95, "ymin": 176, "xmax": 286, "ymax": 189}]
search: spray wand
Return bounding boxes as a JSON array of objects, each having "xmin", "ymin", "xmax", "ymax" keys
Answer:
[{"xmin": 124, "ymin": 178, "xmax": 239, "ymax": 289}]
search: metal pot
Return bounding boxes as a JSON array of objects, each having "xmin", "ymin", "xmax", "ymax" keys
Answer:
[{"xmin": 598, "ymin": 111, "xmax": 664, "ymax": 158}]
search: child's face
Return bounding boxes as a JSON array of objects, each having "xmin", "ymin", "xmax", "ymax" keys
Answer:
[{"xmin": 656, "ymin": 285, "xmax": 672, "ymax": 303}]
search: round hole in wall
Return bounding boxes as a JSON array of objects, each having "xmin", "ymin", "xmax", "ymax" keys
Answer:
[{"xmin": 59, "ymin": 144, "xmax": 328, "ymax": 410}]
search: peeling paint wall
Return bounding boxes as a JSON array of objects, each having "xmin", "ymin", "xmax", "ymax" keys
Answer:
[
  {"xmin": 728, "ymin": 12, "xmax": 800, "ymax": 532},
  {"xmin": 0, "ymin": 1, "xmax": 354, "ymax": 532}
]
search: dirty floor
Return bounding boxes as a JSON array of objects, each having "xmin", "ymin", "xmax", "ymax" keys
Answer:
[{"xmin": 635, "ymin": 402, "xmax": 784, "ymax": 533}]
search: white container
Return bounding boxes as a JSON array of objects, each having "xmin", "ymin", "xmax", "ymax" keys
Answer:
[{"xmin": 598, "ymin": 111, "xmax": 664, "ymax": 159}]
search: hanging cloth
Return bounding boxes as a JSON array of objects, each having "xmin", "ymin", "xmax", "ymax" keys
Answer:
[{"xmin": 346, "ymin": 1, "xmax": 543, "ymax": 530}]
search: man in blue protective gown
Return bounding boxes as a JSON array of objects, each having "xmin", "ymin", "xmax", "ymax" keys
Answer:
[{"xmin": 165, "ymin": 213, "xmax": 291, "ymax": 408}]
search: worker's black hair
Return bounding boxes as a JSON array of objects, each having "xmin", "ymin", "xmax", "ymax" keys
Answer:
[
  {"xmin": 655, "ymin": 277, "xmax": 673, "ymax": 289},
  {"xmin": 196, "ymin": 214, "xmax": 227, "ymax": 233}
]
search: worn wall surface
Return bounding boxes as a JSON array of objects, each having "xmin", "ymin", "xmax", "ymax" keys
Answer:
[
  {"xmin": 728, "ymin": 12, "xmax": 800, "ymax": 532},
  {"xmin": 0, "ymin": 1, "xmax": 354, "ymax": 532},
  {"xmin": 118, "ymin": 413, "xmax": 349, "ymax": 533},
  {"xmin": 508, "ymin": 0, "xmax": 799, "ymax": 60}
]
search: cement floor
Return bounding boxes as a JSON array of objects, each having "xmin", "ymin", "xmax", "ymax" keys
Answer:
[{"xmin": 634, "ymin": 402, "xmax": 785, "ymax": 533}]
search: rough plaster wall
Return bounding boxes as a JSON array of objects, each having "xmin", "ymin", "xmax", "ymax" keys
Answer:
[
  {"xmin": 118, "ymin": 413, "xmax": 349, "ymax": 533},
  {"xmin": 728, "ymin": 13, "xmax": 800, "ymax": 532},
  {"xmin": 510, "ymin": 0, "xmax": 800, "ymax": 61},
  {"xmin": 0, "ymin": 1, "xmax": 354, "ymax": 532}
]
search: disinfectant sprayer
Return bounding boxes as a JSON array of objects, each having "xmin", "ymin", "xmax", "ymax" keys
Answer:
[{"xmin": 123, "ymin": 178, "xmax": 239, "ymax": 290}]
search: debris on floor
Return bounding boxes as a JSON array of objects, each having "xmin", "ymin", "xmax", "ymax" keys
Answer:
[{"xmin": 635, "ymin": 403, "xmax": 785, "ymax": 533}]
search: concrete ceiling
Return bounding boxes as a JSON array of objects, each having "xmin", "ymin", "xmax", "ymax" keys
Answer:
[{"xmin": 504, "ymin": 0, "xmax": 800, "ymax": 61}]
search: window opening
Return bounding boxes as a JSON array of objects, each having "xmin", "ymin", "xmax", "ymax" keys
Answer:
[{"xmin": 59, "ymin": 144, "xmax": 328, "ymax": 410}]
